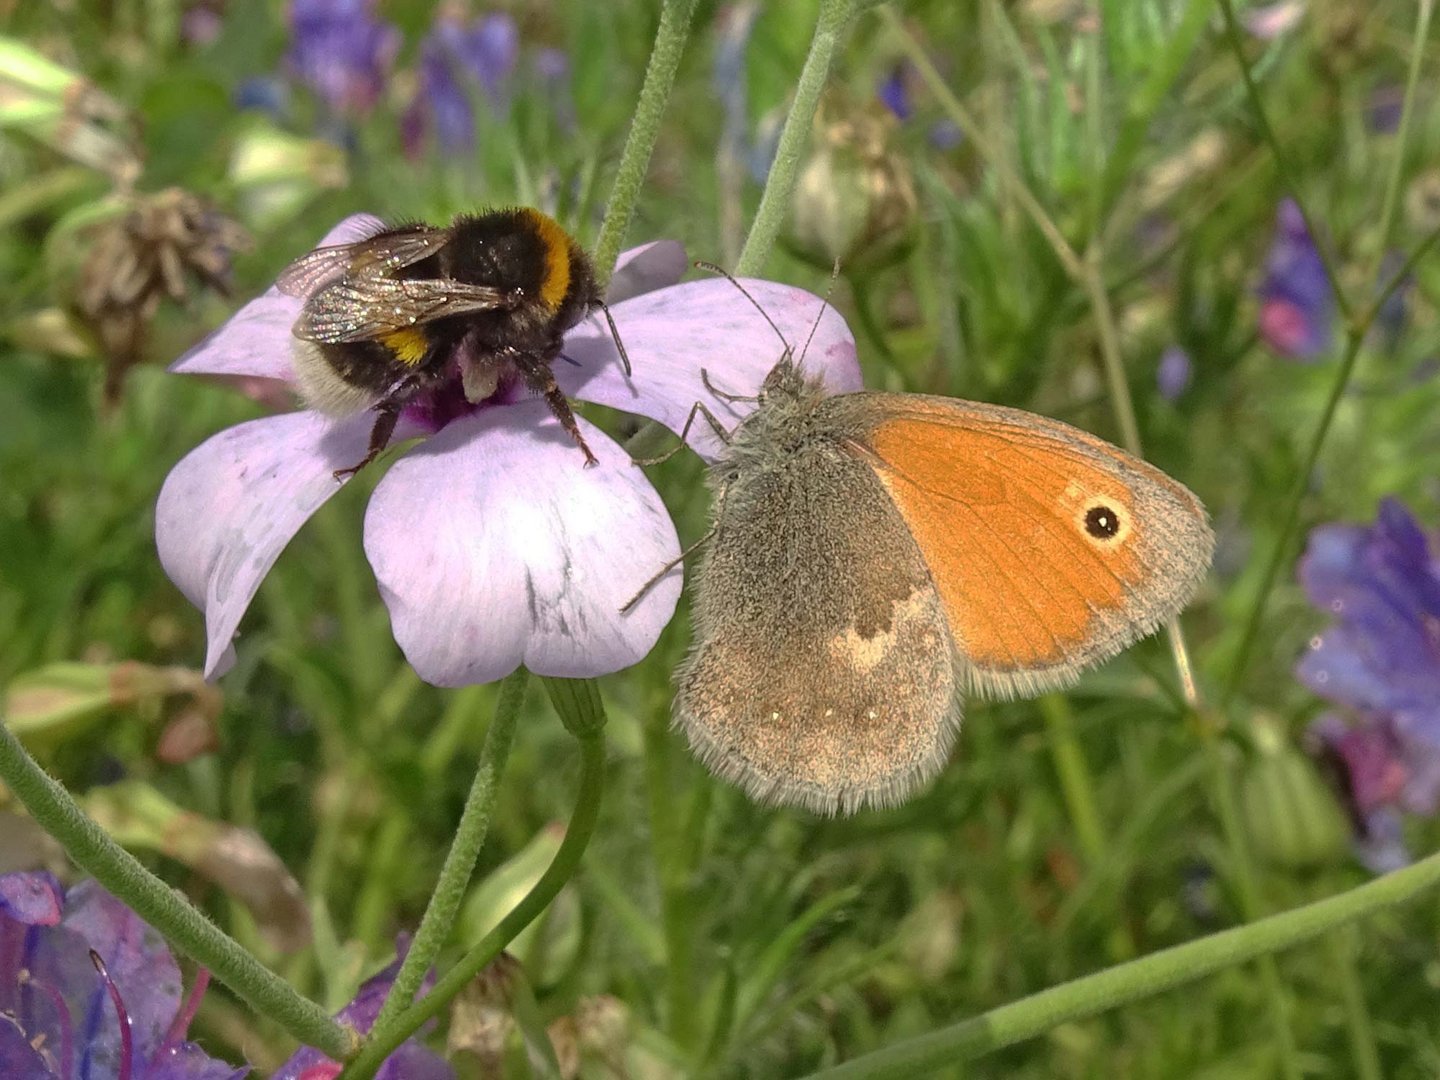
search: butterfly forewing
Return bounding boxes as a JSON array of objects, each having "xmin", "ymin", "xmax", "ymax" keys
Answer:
[{"xmin": 834, "ymin": 394, "xmax": 1214, "ymax": 699}]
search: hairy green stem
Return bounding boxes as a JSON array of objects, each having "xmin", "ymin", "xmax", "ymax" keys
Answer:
[
  {"xmin": 338, "ymin": 686, "xmax": 608, "ymax": 1079},
  {"xmin": 591, "ymin": 0, "xmax": 699, "ymax": 278},
  {"xmin": 735, "ymin": 0, "xmax": 856, "ymax": 276},
  {"xmin": 368, "ymin": 669, "xmax": 528, "ymax": 1035},
  {"xmin": 807, "ymin": 849, "xmax": 1440, "ymax": 1078},
  {"xmin": 0, "ymin": 722, "xmax": 350, "ymax": 1059}
]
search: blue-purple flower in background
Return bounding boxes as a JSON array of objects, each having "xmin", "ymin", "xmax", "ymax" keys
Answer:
[
  {"xmin": 1258, "ymin": 199, "xmax": 1334, "ymax": 360},
  {"xmin": 1157, "ymin": 345, "xmax": 1193, "ymax": 402},
  {"xmin": 402, "ymin": 12, "xmax": 519, "ymax": 157},
  {"xmin": 285, "ymin": 0, "xmax": 400, "ymax": 117},
  {"xmin": 0, "ymin": 872, "xmax": 245, "ymax": 1078},
  {"xmin": 1298, "ymin": 498, "xmax": 1440, "ymax": 870},
  {"xmin": 876, "ymin": 61, "xmax": 963, "ymax": 151}
]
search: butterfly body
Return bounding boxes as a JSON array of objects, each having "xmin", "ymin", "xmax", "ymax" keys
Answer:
[{"xmin": 675, "ymin": 356, "xmax": 1214, "ymax": 815}]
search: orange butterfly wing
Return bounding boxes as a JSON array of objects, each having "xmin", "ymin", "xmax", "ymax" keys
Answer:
[{"xmin": 831, "ymin": 394, "xmax": 1214, "ymax": 698}]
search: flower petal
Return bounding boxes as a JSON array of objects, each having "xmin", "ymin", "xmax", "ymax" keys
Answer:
[
  {"xmin": 605, "ymin": 241, "xmax": 688, "ymax": 304},
  {"xmin": 0, "ymin": 872, "xmax": 62, "ymax": 926},
  {"xmin": 62, "ymin": 880, "xmax": 183, "ymax": 1069},
  {"xmin": 558, "ymin": 278, "xmax": 860, "ymax": 461},
  {"xmin": 275, "ymin": 947, "xmax": 452, "ymax": 1080},
  {"xmin": 0, "ymin": 1013, "xmax": 50, "ymax": 1079},
  {"xmin": 171, "ymin": 214, "xmax": 385, "ymax": 381},
  {"xmin": 156, "ymin": 411, "xmax": 375, "ymax": 677},
  {"xmin": 364, "ymin": 403, "xmax": 682, "ymax": 685}
]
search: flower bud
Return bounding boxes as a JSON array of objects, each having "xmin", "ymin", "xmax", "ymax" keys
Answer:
[
  {"xmin": 228, "ymin": 120, "xmax": 347, "ymax": 228},
  {"xmin": 0, "ymin": 36, "xmax": 140, "ymax": 181},
  {"xmin": 784, "ymin": 91, "xmax": 918, "ymax": 274},
  {"xmin": 1240, "ymin": 719, "xmax": 1350, "ymax": 871}
]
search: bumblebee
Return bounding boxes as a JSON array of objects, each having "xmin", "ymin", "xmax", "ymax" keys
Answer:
[{"xmin": 277, "ymin": 207, "xmax": 628, "ymax": 477}]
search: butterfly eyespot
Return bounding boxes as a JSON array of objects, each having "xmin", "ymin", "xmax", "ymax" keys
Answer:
[{"xmin": 1084, "ymin": 504, "xmax": 1124, "ymax": 541}]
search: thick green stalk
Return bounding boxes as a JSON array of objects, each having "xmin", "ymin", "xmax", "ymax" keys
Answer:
[
  {"xmin": 0, "ymin": 722, "xmax": 350, "ymax": 1059},
  {"xmin": 368, "ymin": 669, "xmax": 528, "ymax": 1035},
  {"xmin": 338, "ymin": 682, "xmax": 609, "ymax": 1080},
  {"xmin": 591, "ymin": 0, "xmax": 699, "ymax": 278},
  {"xmin": 735, "ymin": 0, "xmax": 856, "ymax": 276},
  {"xmin": 806, "ymin": 849, "xmax": 1440, "ymax": 1078}
]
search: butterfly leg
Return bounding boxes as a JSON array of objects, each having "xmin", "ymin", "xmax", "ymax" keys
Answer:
[
  {"xmin": 513, "ymin": 350, "xmax": 598, "ymax": 466},
  {"xmin": 631, "ymin": 399, "xmax": 732, "ymax": 467},
  {"xmin": 701, "ymin": 368, "xmax": 760, "ymax": 404},
  {"xmin": 619, "ymin": 482, "xmax": 731, "ymax": 613}
]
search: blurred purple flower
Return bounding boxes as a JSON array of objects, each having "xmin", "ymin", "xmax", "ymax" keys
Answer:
[
  {"xmin": 1367, "ymin": 85, "xmax": 1404, "ymax": 134},
  {"xmin": 403, "ymin": 13, "xmax": 519, "ymax": 157},
  {"xmin": 1373, "ymin": 250, "xmax": 1411, "ymax": 348},
  {"xmin": 235, "ymin": 76, "xmax": 290, "ymax": 119},
  {"xmin": 275, "ymin": 945, "xmax": 449, "ymax": 1080},
  {"xmin": 714, "ymin": 3, "xmax": 760, "ymax": 166},
  {"xmin": 1258, "ymin": 199, "xmax": 1334, "ymax": 360},
  {"xmin": 1298, "ymin": 498, "xmax": 1440, "ymax": 867},
  {"xmin": 157, "ymin": 215, "xmax": 861, "ymax": 687},
  {"xmin": 877, "ymin": 64, "xmax": 913, "ymax": 121},
  {"xmin": 1157, "ymin": 345, "xmax": 1193, "ymax": 401},
  {"xmin": 1242, "ymin": 2, "xmax": 1303, "ymax": 39},
  {"xmin": 285, "ymin": 0, "xmax": 399, "ymax": 116},
  {"xmin": 0, "ymin": 872, "xmax": 245, "ymax": 1078},
  {"xmin": 878, "ymin": 61, "xmax": 964, "ymax": 151},
  {"xmin": 532, "ymin": 48, "xmax": 576, "ymax": 133}
]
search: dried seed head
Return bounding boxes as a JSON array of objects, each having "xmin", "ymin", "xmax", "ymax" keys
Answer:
[{"xmin": 72, "ymin": 187, "xmax": 250, "ymax": 401}]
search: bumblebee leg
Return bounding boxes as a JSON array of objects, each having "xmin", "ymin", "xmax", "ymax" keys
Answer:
[
  {"xmin": 513, "ymin": 351, "xmax": 598, "ymax": 466},
  {"xmin": 333, "ymin": 372, "xmax": 428, "ymax": 480},
  {"xmin": 334, "ymin": 406, "xmax": 401, "ymax": 480}
]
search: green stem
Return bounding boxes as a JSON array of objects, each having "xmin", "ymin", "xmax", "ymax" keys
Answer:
[
  {"xmin": 0, "ymin": 722, "xmax": 350, "ymax": 1059},
  {"xmin": 642, "ymin": 692, "xmax": 695, "ymax": 1050},
  {"xmin": 1370, "ymin": 0, "xmax": 1432, "ymax": 277},
  {"xmin": 1328, "ymin": 927, "xmax": 1383, "ymax": 1080},
  {"xmin": 591, "ymin": 0, "xmax": 699, "ymax": 278},
  {"xmin": 1038, "ymin": 695, "xmax": 1106, "ymax": 865},
  {"xmin": 338, "ymin": 688, "xmax": 608, "ymax": 1079},
  {"xmin": 735, "ymin": 0, "xmax": 856, "ymax": 276},
  {"xmin": 368, "ymin": 669, "xmax": 528, "ymax": 1035},
  {"xmin": 1221, "ymin": 328, "xmax": 1365, "ymax": 705},
  {"xmin": 805, "ymin": 848, "xmax": 1440, "ymax": 1078},
  {"xmin": 1196, "ymin": 724, "xmax": 1300, "ymax": 1077},
  {"xmin": 883, "ymin": 7, "xmax": 1085, "ymax": 280},
  {"xmin": 1212, "ymin": 0, "xmax": 1352, "ymax": 322},
  {"xmin": 846, "ymin": 273, "xmax": 898, "ymax": 368}
]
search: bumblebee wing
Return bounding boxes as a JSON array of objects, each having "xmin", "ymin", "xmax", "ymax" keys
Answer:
[
  {"xmin": 276, "ymin": 227, "xmax": 451, "ymax": 297},
  {"xmin": 292, "ymin": 277, "xmax": 521, "ymax": 343}
]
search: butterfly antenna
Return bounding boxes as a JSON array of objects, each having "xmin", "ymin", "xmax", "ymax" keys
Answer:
[
  {"xmin": 792, "ymin": 259, "xmax": 842, "ymax": 371},
  {"xmin": 694, "ymin": 260, "xmax": 793, "ymax": 358},
  {"xmin": 598, "ymin": 301, "xmax": 632, "ymax": 377}
]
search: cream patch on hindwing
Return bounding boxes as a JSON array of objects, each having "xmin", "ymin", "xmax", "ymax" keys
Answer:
[
  {"xmin": 1059, "ymin": 480, "xmax": 1133, "ymax": 549},
  {"xmin": 826, "ymin": 588, "xmax": 934, "ymax": 674}
]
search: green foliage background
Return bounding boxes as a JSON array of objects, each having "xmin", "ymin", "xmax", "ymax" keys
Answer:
[{"xmin": 1, "ymin": 0, "xmax": 1438, "ymax": 1076}]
